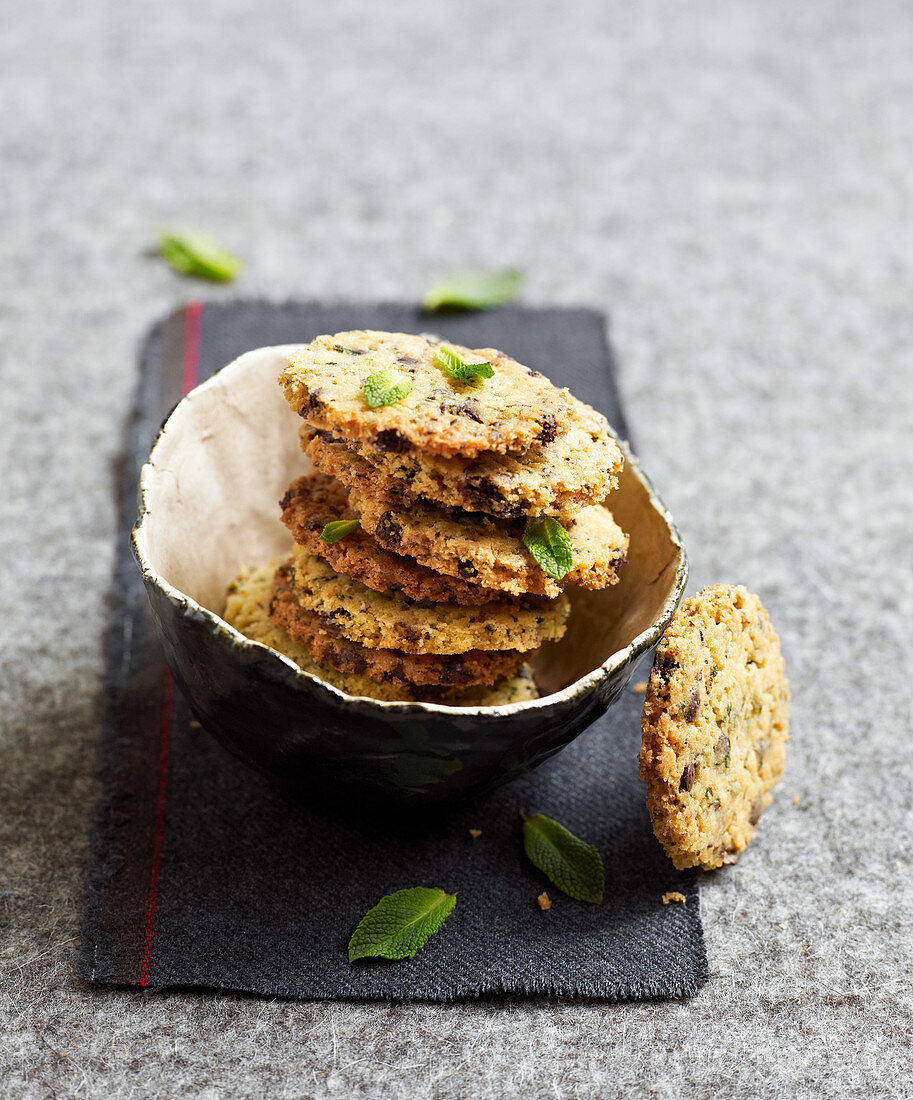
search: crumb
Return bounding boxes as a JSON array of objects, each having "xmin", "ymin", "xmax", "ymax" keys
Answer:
[
  {"xmin": 537, "ymin": 892, "xmax": 551, "ymax": 911},
  {"xmin": 779, "ymin": 922, "xmax": 788, "ymax": 930},
  {"xmin": 632, "ymin": 681, "xmax": 647, "ymax": 694},
  {"xmin": 189, "ymin": 720, "xmax": 201, "ymax": 730},
  {"xmin": 793, "ymin": 795, "xmax": 801, "ymax": 805},
  {"xmin": 468, "ymin": 828, "xmax": 482, "ymax": 839},
  {"xmin": 661, "ymin": 892, "xmax": 687, "ymax": 905}
]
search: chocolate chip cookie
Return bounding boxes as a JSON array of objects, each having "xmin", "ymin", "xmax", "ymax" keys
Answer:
[
  {"xmin": 270, "ymin": 561, "xmax": 526, "ymax": 688},
  {"xmin": 280, "ymin": 474, "xmax": 508, "ymax": 606},
  {"xmin": 290, "ymin": 547, "xmax": 570, "ymax": 654},
  {"xmin": 348, "ymin": 486, "xmax": 629, "ymax": 598},
  {"xmin": 638, "ymin": 585, "xmax": 789, "ymax": 870},
  {"xmin": 223, "ymin": 560, "xmax": 539, "ymax": 704},
  {"xmin": 280, "ymin": 330, "xmax": 578, "ymax": 458},
  {"xmin": 300, "ymin": 392, "xmax": 623, "ymax": 520}
]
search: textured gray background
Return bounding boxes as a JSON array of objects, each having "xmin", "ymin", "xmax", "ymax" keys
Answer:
[{"xmin": 2, "ymin": 1, "xmax": 912, "ymax": 1097}]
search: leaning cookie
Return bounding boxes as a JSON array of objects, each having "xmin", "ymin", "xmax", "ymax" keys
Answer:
[
  {"xmin": 280, "ymin": 330, "xmax": 577, "ymax": 458},
  {"xmin": 280, "ymin": 474, "xmax": 507, "ymax": 606},
  {"xmin": 300, "ymin": 395, "xmax": 623, "ymax": 520},
  {"xmin": 271, "ymin": 562, "xmax": 527, "ymax": 688},
  {"xmin": 638, "ymin": 585, "xmax": 789, "ymax": 870},
  {"xmin": 223, "ymin": 560, "xmax": 538, "ymax": 705},
  {"xmin": 348, "ymin": 484, "xmax": 629, "ymax": 599},
  {"xmin": 290, "ymin": 547, "xmax": 570, "ymax": 654}
]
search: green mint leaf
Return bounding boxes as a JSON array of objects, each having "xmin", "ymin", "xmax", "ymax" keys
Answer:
[
  {"xmin": 348, "ymin": 887, "xmax": 456, "ymax": 962},
  {"xmin": 522, "ymin": 814, "xmax": 605, "ymax": 904},
  {"xmin": 423, "ymin": 268, "xmax": 522, "ymax": 311},
  {"xmin": 319, "ymin": 519, "xmax": 360, "ymax": 544},
  {"xmin": 522, "ymin": 517, "xmax": 574, "ymax": 581},
  {"xmin": 158, "ymin": 229, "xmax": 242, "ymax": 282},
  {"xmin": 434, "ymin": 345, "xmax": 495, "ymax": 384},
  {"xmin": 363, "ymin": 368, "xmax": 413, "ymax": 409}
]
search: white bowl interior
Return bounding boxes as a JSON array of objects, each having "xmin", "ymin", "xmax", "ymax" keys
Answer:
[{"xmin": 134, "ymin": 345, "xmax": 684, "ymax": 696}]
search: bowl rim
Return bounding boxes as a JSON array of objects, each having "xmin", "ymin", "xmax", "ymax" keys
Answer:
[{"xmin": 132, "ymin": 346, "xmax": 688, "ymax": 717}]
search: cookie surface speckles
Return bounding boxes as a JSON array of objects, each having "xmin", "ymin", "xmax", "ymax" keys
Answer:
[
  {"xmin": 638, "ymin": 585, "xmax": 789, "ymax": 871},
  {"xmin": 279, "ymin": 330, "xmax": 577, "ymax": 458},
  {"xmin": 290, "ymin": 547, "xmax": 570, "ymax": 655},
  {"xmin": 300, "ymin": 394, "xmax": 623, "ymax": 520},
  {"xmin": 280, "ymin": 474, "xmax": 508, "ymax": 606},
  {"xmin": 349, "ymin": 485, "xmax": 629, "ymax": 598},
  {"xmin": 223, "ymin": 560, "xmax": 538, "ymax": 705}
]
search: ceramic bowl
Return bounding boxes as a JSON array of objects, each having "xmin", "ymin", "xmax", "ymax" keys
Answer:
[{"xmin": 132, "ymin": 345, "xmax": 687, "ymax": 807}]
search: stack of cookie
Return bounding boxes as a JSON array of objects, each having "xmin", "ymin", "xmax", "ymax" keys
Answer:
[{"xmin": 225, "ymin": 330, "xmax": 630, "ymax": 705}]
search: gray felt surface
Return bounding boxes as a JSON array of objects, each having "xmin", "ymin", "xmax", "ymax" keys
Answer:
[{"xmin": 1, "ymin": 1, "xmax": 911, "ymax": 1097}]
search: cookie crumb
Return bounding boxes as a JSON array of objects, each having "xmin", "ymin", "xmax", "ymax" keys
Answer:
[
  {"xmin": 468, "ymin": 828, "xmax": 482, "ymax": 839},
  {"xmin": 793, "ymin": 795, "xmax": 801, "ymax": 806},
  {"xmin": 538, "ymin": 892, "xmax": 552, "ymax": 911},
  {"xmin": 632, "ymin": 681, "xmax": 647, "ymax": 694},
  {"xmin": 661, "ymin": 892, "xmax": 686, "ymax": 905},
  {"xmin": 189, "ymin": 720, "xmax": 201, "ymax": 730}
]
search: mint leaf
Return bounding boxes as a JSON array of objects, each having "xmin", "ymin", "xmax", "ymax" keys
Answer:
[
  {"xmin": 423, "ymin": 269, "xmax": 522, "ymax": 311},
  {"xmin": 522, "ymin": 517, "xmax": 574, "ymax": 581},
  {"xmin": 523, "ymin": 814, "xmax": 604, "ymax": 904},
  {"xmin": 363, "ymin": 368, "xmax": 412, "ymax": 409},
  {"xmin": 319, "ymin": 519, "xmax": 360, "ymax": 544},
  {"xmin": 158, "ymin": 229, "xmax": 241, "ymax": 282},
  {"xmin": 348, "ymin": 887, "xmax": 456, "ymax": 962},
  {"xmin": 434, "ymin": 346, "xmax": 495, "ymax": 384}
]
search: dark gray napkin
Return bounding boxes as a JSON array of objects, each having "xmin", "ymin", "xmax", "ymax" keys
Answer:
[{"xmin": 80, "ymin": 300, "xmax": 706, "ymax": 1001}]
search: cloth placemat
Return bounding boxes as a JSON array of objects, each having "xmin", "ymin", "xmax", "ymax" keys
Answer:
[{"xmin": 79, "ymin": 300, "xmax": 707, "ymax": 1001}]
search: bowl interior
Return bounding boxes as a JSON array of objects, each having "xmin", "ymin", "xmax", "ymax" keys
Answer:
[{"xmin": 134, "ymin": 345, "xmax": 684, "ymax": 699}]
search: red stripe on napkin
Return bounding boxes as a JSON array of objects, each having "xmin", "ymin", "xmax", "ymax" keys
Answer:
[{"xmin": 138, "ymin": 300, "xmax": 202, "ymax": 987}]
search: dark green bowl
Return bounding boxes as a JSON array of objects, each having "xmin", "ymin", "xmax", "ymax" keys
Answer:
[{"xmin": 132, "ymin": 346, "xmax": 687, "ymax": 807}]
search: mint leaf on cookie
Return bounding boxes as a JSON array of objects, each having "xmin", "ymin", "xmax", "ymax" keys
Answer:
[
  {"xmin": 522, "ymin": 517, "xmax": 574, "ymax": 581},
  {"xmin": 348, "ymin": 887, "xmax": 457, "ymax": 962},
  {"xmin": 319, "ymin": 519, "xmax": 360, "ymax": 544},
  {"xmin": 522, "ymin": 814, "xmax": 604, "ymax": 904},
  {"xmin": 423, "ymin": 268, "xmax": 522, "ymax": 311},
  {"xmin": 434, "ymin": 345, "xmax": 495, "ymax": 384},
  {"xmin": 363, "ymin": 368, "xmax": 412, "ymax": 409},
  {"xmin": 158, "ymin": 228, "xmax": 242, "ymax": 282}
]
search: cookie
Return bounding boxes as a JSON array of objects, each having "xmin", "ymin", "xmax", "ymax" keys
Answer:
[
  {"xmin": 348, "ymin": 485, "xmax": 629, "ymax": 598},
  {"xmin": 270, "ymin": 561, "xmax": 526, "ymax": 688},
  {"xmin": 279, "ymin": 330, "xmax": 577, "ymax": 459},
  {"xmin": 290, "ymin": 547, "xmax": 570, "ymax": 655},
  {"xmin": 280, "ymin": 474, "xmax": 507, "ymax": 606},
  {"xmin": 223, "ymin": 560, "xmax": 538, "ymax": 705},
  {"xmin": 465, "ymin": 666, "xmax": 539, "ymax": 706},
  {"xmin": 300, "ymin": 394, "xmax": 623, "ymax": 520},
  {"xmin": 638, "ymin": 585, "xmax": 789, "ymax": 870}
]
